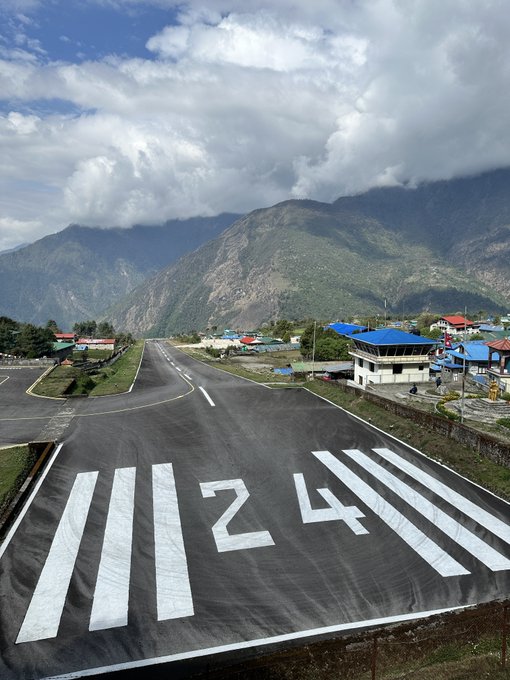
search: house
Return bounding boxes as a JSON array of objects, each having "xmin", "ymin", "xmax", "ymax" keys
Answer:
[
  {"xmin": 430, "ymin": 315, "xmax": 477, "ymax": 336},
  {"xmin": 444, "ymin": 341, "xmax": 498, "ymax": 375},
  {"xmin": 349, "ymin": 329, "xmax": 438, "ymax": 387},
  {"xmin": 51, "ymin": 342, "xmax": 75, "ymax": 361},
  {"xmin": 54, "ymin": 333, "xmax": 76, "ymax": 342},
  {"xmin": 486, "ymin": 338, "xmax": 510, "ymax": 394},
  {"xmin": 76, "ymin": 338, "xmax": 116, "ymax": 351}
]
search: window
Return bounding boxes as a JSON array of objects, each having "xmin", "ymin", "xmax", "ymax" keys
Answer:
[
  {"xmin": 392, "ymin": 364, "xmax": 403, "ymax": 374},
  {"xmin": 418, "ymin": 365, "xmax": 424, "ymax": 371},
  {"xmin": 368, "ymin": 362, "xmax": 375, "ymax": 372},
  {"xmin": 358, "ymin": 358, "xmax": 363, "ymax": 368}
]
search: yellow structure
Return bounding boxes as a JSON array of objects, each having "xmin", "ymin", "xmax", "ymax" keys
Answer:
[{"xmin": 488, "ymin": 380, "xmax": 499, "ymax": 401}]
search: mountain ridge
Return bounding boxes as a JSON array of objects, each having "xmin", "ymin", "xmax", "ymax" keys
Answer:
[
  {"xmin": 109, "ymin": 168, "xmax": 510, "ymax": 335},
  {"xmin": 0, "ymin": 214, "xmax": 241, "ymax": 328}
]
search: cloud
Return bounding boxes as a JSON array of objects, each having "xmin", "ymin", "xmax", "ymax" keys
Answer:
[{"xmin": 1, "ymin": 0, "xmax": 510, "ymax": 248}]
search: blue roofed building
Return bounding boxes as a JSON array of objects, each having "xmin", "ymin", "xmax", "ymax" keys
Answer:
[
  {"xmin": 445, "ymin": 341, "xmax": 499, "ymax": 375},
  {"xmin": 327, "ymin": 322, "xmax": 367, "ymax": 337},
  {"xmin": 349, "ymin": 329, "xmax": 438, "ymax": 387}
]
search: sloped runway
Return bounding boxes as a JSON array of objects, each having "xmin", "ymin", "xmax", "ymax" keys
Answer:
[{"xmin": 1, "ymin": 341, "xmax": 509, "ymax": 679}]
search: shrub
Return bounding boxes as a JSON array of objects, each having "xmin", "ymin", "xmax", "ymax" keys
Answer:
[{"xmin": 497, "ymin": 417, "xmax": 510, "ymax": 429}]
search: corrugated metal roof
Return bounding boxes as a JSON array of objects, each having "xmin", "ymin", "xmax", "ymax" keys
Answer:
[
  {"xmin": 486, "ymin": 338, "xmax": 510, "ymax": 351},
  {"xmin": 441, "ymin": 315, "xmax": 474, "ymax": 326},
  {"xmin": 291, "ymin": 361, "xmax": 353, "ymax": 372},
  {"xmin": 350, "ymin": 329, "xmax": 437, "ymax": 346},
  {"xmin": 327, "ymin": 322, "xmax": 367, "ymax": 336}
]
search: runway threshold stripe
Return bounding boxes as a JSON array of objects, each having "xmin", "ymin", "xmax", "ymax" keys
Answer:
[
  {"xmin": 199, "ymin": 386, "xmax": 215, "ymax": 407},
  {"xmin": 89, "ymin": 468, "xmax": 136, "ymax": 631},
  {"xmin": 152, "ymin": 464, "xmax": 194, "ymax": 620},
  {"xmin": 373, "ymin": 448, "xmax": 510, "ymax": 544},
  {"xmin": 16, "ymin": 472, "xmax": 98, "ymax": 644},
  {"xmin": 313, "ymin": 451, "xmax": 469, "ymax": 577},
  {"xmin": 344, "ymin": 449, "xmax": 510, "ymax": 571}
]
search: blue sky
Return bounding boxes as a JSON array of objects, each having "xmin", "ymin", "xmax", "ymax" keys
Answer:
[
  {"xmin": 2, "ymin": 1, "xmax": 178, "ymax": 65},
  {"xmin": 1, "ymin": 0, "xmax": 510, "ymax": 250}
]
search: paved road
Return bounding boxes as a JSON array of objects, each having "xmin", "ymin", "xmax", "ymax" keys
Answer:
[{"xmin": 1, "ymin": 341, "xmax": 509, "ymax": 679}]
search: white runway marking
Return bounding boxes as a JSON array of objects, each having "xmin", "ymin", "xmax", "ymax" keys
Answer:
[
  {"xmin": 199, "ymin": 387, "xmax": 215, "ymax": 407},
  {"xmin": 373, "ymin": 448, "xmax": 510, "ymax": 544},
  {"xmin": 175, "ymin": 367, "xmax": 182, "ymax": 372},
  {"xmin": 16, "ymin": 471, "xmax": 98, "ymax": 643},
  {"xmin": 0, "ymin": 375, "xmax": 8, "ymax": 385},
  {"xmin": 344, "ymin": 449, "xmax": 510, "ymax": 571},
  {"xmin": 152, "ymin": 464, "xmax": 194, "ymax": 620},
  {"xmin": 184, "ymin": 374, "xmax": 192, "ymax": 380},
  {"xmin": 89, "ymin": 468, "xmax": 136, "ymax": 631},
  {"xmin": 200, "ymin": 479, "xmax": 275, "ymax": 552},
  {"xmin": 293, "ymin": 473, "xmax": 368, "ymax": 535},
  {"xmin": 313, "ymin": 451, "xmax": 469, "ymax": 577}
]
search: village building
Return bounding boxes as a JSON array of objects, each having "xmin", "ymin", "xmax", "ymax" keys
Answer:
[
  {"xmin": 349, "ymin": 329, "xmax": 437, "ymax": 387},
  {"xmin": 429, "ymin": 315, "xmax": 478, "ymax": 336},
  {"xmin": 54, "ymin": 333, "xmax": 76, "ymax": 342},
  {"xmin": 443, "ymin": 340, "xmax": 498, "ymax": 376},
  {"xmin": 76, "ymin": 338, "xmax": 116, "ymax": 351},
  {"xmin": 486, "ymin": 338, "xmax": 510, "ymax": 394}
]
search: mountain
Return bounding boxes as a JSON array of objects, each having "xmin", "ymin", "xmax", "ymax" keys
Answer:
[
  {"xmin": 0, "ymin": 214, "xmax": 240, "ymax": 328},
  {"xmin": 0, "ymin": 243, "xmax": 29, "ymax": 255},
  {"xmin": 109, "ymin": 168, "xmax": 510, "ymax": 335}
]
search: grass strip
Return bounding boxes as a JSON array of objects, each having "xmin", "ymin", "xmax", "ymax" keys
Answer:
[
  {"xmin": 88, "ymin": 340, "xmax": 145, "ymax": 396},
  {"xmin": 0, "ymin": 445, "xmax": 38, "ymax": 516},
  {"xmin": 31, "ymin": 341, "xmax": 145, "ymax": 398}
]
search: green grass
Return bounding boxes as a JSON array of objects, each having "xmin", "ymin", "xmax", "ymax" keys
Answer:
[
  {"xmin": 88, "ymin": 341, "xmax": 144, "ymax": 395},
  {"xmin": 32, "ymin": 342, "xmax": 145, "ymax": 397},
  {"xmin": 0, "ymin": 445, "xmax": 37, "ymax": 515}
]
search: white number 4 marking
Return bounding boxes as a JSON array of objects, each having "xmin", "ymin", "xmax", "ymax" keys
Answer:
[
  {"xmin": 200, "ymin": 479, "xmax": 275, "ymax": 553},
  {"xmin": 293, "ymin": 473, "xmax": 368, "ymax": 535}
]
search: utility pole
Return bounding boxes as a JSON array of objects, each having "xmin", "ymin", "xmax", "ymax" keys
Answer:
[
  {"xmin": 311, "ymin": 320, "xmax": 316, "ymax": 380},
  {"xmin": 460, "ymin": 307, "xmax": 467, "ymax": 423}
]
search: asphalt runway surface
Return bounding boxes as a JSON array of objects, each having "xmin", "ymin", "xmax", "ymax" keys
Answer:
[{"xmin": 1, "ymin": 341, "xmax": 509, "ymax": 679}]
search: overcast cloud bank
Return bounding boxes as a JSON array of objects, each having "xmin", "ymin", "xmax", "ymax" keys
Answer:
[{"xmin": 1, "ymin": 0, "xmax": 510, "ymax": 250}]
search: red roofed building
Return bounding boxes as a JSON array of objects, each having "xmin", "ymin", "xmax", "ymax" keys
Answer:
[
  {"xmin": 486, "ymin": 338, "xmax": 510, "ymax": 393},
  {"xmin": 240, "ymin": 336, "xmax": 262, "ymax": 345},
  {"xmin": 430, "ymin": 316, "xmax": 477, "ymax": 336},
  {"xmin": 55, "ymin": 333, "xmax": 76, "ymax": 342}
]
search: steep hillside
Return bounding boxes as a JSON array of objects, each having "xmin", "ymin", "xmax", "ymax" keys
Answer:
[
  {"xmin": 0, "ymin": 214, "xmax": 240, "ymax": 328},
  {"xmin": 109, "ymin": 169, "xmax": 510, "ymax": 335}
]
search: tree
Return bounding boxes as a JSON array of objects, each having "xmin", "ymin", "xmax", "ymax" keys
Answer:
[
  {"xmin": 0, "ymin": 317, "xmax": 19, "ymax": 354},
  {"xmin": 300, "ymin": 322, "xmax": 351, "ymax": 361},
  {"xmin": 97, "ymin": 321, "xmax": 115, "ymax": 338},
  {"xmin": 421, "ymin": 327, "xmax": 442, "ymax": 340},
  {"xmin": 15, "ymin": 324, "xmax": 54, "ymax": 358},
  {"xmin": 73, "ymin": 320, "xmax": 97, "ymax": 337},
  {"xmin": 415, "ymin": 313, "xmax": 440, "ymax": 331},
  {"xmin": 46, "ymin": 319, "xmax": 61, "ymax": 334},
  {"xmin": 272, "ymin": 319, "xmax": 293, "ymax": 338}
]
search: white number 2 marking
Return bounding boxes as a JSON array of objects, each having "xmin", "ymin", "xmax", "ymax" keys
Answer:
[
  {"xmin": 200, "ymin": 479, "xmax": 275, "ymax": 553},
  {"xmin": 293, "ymin": 473, "xmax": 368, "ymax": 535}
]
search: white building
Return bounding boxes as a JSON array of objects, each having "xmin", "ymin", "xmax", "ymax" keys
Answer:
[{"xmin": 349, "ymin": 329, "xmax": 438, "ymax": 386}]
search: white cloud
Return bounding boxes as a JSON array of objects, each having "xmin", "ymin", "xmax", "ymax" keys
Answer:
[
  {"xmin": 1, "ymin": 0, "xmax": 510, "ymax": 248},
  {"xmin": 0, "ymin": 217, "xmax": 46, "ymax": 251}
]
